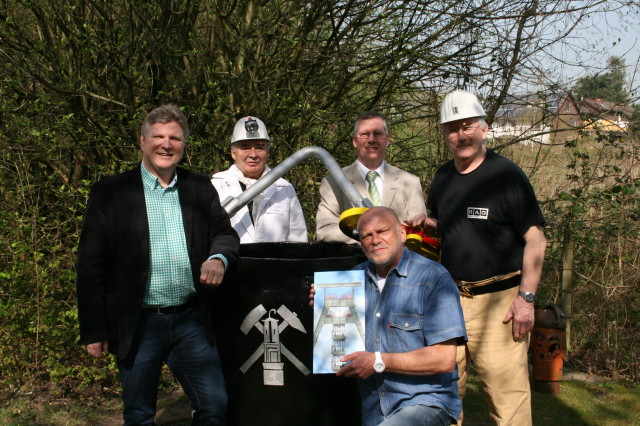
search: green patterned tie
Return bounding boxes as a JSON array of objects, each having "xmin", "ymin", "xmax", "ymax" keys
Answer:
[{"xmin": 366, "ymin": 171, "xmax": 381, "ymax": 206}]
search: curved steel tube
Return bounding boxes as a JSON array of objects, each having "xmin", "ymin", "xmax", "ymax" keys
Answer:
[{"xmin": 221, "ymin": 146, "xmax": 373, "ymax": 216}]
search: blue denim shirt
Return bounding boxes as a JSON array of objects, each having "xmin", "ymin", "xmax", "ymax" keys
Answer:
[{"xmin": 355, "ymin": 248, "xmax": 467, "ymax": 425}]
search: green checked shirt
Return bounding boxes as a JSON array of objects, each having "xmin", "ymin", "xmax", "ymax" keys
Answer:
[{"xmin": 141, "ymin": 164, "xmax": 195, "ymax": 308}]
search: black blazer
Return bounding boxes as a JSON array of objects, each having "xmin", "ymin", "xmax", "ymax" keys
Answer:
[{"xmin": 76, "ymin": 166, "xmax": 240, "ymax": 359}]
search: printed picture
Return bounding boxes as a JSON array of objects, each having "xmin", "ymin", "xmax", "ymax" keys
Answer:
[{"xmin": 312, "ymin": 270, "xmax": 366, "ymax": 374}]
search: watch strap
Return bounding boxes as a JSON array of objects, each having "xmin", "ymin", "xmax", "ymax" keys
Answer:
[{"xmin": 374, "ymin": 351, "xmax": 385, "ymax": 373}]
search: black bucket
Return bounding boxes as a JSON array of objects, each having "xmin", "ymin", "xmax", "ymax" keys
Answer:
[{"xmin": 214, "ymin": 242, "xmax": 366, "ymax": 426}]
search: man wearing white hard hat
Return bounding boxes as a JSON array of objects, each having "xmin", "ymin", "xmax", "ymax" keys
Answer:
[
  {"xmin": 409, "ymin": 90, "xmax": 546, "ymax": 425},
  {"xmin": 316, "ymin": 111, "xmax": 426, "ymax": 243},
  {"xmin": 212, "ymin": 116, "xmax": 307, "ymax": 243}
]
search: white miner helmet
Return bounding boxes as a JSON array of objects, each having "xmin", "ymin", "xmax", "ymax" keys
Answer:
[
  {"xmin": 231, "ymin": 116, "xmax": 270, "ymax": 144},
  {"xmin": 440, "ymin": 90, "xmax": 486, "ymax": 124}
]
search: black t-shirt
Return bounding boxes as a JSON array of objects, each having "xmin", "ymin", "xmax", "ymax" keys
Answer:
[{"xmin": 428, "ymin": 150, "xmax": 545, "ymax": 282}]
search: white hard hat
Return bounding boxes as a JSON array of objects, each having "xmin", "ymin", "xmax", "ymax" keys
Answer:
[
  {"xmin": 440, "ymin": 90, "xmax": 486, "ymax": 124},
  {"xmin": 231, "ymin": 116, "xmax": 270, "ymax": 144}
]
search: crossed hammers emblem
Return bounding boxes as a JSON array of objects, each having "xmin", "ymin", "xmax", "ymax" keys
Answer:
[{"xmin": 240, "ymin": 304, "xmax": 311, "ymax": 386}]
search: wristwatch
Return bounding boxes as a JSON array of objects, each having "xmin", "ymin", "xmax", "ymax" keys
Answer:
[
  {"xmin": 518, "ymin": 291, "xmax": 536, "ymax": 303},
  {"xmin": 373, "ymin": 351, "xmax": 385, "ymax": 373}
]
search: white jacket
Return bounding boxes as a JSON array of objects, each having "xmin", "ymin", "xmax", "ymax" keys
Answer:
[{"xmin": 211, "ymin": 168, "xmax": 308, "ymax": 243}]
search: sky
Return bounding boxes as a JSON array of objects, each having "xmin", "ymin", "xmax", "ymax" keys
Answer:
[{"xmin": 548, "ymin": 6, "xmax": 640, "ymax": 98}]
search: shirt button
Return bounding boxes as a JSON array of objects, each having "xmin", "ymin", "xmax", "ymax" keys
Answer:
[
  {"xmin": 380, "ymin": 392, "xmax": 385, "ymax": 397},
  {"xmin": 376, "ymin": 312, "xmax": 381, "ymax": 318},
  {"xmin": 375, "ymin": 338, "xmax": 380, "ymax": 343}
]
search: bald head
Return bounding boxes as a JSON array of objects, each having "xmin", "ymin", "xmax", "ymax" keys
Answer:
[
  {"xmin": 357, "ymin": 207, "xmax": 406, "ymax": 277},
  {"xmin": 357, "ymin": 207, "xmax": 399, "ymax": 234}
]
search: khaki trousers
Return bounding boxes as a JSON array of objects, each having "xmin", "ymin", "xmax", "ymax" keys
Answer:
[{"xmin": 457, "ymin": 286, "xmax": 532, "ymax": 426}]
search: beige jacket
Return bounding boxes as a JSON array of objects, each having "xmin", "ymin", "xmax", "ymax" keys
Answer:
[{"xmin": 316, "ymin": 161, "xmax": 426, "ymax": 243}]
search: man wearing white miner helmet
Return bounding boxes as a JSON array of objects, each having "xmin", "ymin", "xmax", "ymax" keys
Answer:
[
  {"xmin": 211, "ymin": 116, "xmax": 307, "ymax": 243},
  {"xmin": 409, "ymin": 90, "xmax": 546, "ymax": 425}
]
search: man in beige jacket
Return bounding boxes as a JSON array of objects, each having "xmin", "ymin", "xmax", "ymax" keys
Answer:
[{"xmin": 316, "ymin": 111, "xmax": 426, "ymax": 243}]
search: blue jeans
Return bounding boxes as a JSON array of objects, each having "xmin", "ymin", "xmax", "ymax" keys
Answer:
[
  {"xmin": 117, "ymin": 308, "xmax": 227, "ymax": 425},
  {"xmin": 378, "ymin": 405, "xmax": 450, "ymax": 426}
]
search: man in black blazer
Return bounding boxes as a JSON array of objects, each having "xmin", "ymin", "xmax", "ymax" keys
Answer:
[{"xmin": 76, "ymin": 105, "xmax": 240, "ymax": 425}]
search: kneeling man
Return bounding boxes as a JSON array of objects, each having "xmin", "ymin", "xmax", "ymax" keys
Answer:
[{"xmin": 312, "ymin": 207, "xmax": 467, "ymax": 426}]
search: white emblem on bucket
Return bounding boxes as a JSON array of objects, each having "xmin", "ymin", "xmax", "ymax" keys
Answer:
[{"xmin": 239, "ymin": 304, "xmax": 310, "ymax": 386}]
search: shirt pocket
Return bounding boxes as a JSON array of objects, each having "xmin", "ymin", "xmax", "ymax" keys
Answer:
[{"xmin": 388, "ymin": 313, "xmax": 425, "ymax": 352}]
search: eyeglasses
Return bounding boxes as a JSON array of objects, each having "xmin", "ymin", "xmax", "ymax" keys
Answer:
[
  {"xmin": 445, "ymin": 125, "xmax": 481, "ymax": 139},
  {"xmin": 356, "ymin": 131, "xmax": 388, "ymax": 141}
]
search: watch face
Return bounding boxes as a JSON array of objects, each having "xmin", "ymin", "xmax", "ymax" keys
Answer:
[
  {"xmin": 519, "ymin": 291, "xmax": 535, "ymax": 302},
  {"xmin": 374, "ymin": 362, "xmax": 385, "ymax": 373}
]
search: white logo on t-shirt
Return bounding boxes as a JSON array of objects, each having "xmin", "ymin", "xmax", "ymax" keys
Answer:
[{"xmin": 467, "ymin": 207, "xmax": 489, "ymax": 219}]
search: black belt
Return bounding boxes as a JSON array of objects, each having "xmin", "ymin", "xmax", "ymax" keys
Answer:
[{"xmin": 143, "ymin": 299, "xmax": 196, "ymax": 315}]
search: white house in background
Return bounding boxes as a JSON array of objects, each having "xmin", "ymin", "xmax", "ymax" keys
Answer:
[{"xmin": 490, "ymin": 91, "xmax": 581, "ymax": 145}]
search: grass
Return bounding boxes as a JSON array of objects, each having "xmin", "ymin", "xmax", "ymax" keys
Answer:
[
  {"xmin": 463, "ymin": 371, "xmax": 640, "ymax": 426},
  {"xmin": 1, "ymin": 370, "xmax": 639, "ymax": 425}
]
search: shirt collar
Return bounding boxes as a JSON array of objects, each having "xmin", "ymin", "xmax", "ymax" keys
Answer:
[
  {"xmin": 141, "ymin": 162, "xmax": 178, "ymax": 189},
  {"xmin": 356, "ymin": 160, "xmax": 385, "ymax": 182},
  {"xmin": 230, "ymin": 163, "xmax": 270, "ymax": 188},
  {"xmin": 366, "ymin": 246, "xmax": 410, "ymax": 281}
]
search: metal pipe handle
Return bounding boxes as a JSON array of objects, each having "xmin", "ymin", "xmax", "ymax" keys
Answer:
[{"xmin": 221, "ymin": 146, "xmax": 373, "ymax": 216}]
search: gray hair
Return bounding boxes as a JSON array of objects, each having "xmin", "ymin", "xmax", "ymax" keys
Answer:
[
  {"xmin": 352, "ymin": 111, "xmax": 389, "ymax": 137},
  {"xmin": 230, "ymin": 141, "xmax": 271, "ymax": 153},
  {"xmin": 141, "ymin": 104, "xmax": 189, "ymax": 141}
]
